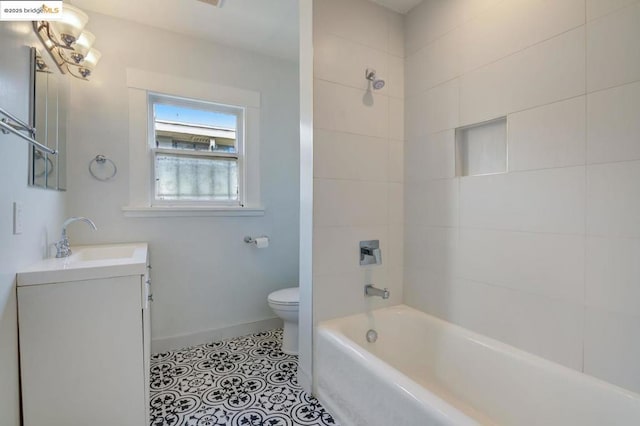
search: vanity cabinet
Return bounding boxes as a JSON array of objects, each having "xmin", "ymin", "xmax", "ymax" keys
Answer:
[{"xmin": 16, "ymin": 244, "xmax": 151, "ymax": 426}]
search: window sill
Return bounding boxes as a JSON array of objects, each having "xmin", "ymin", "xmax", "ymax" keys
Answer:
[{"xmin": 121, "ymin": 206, "xmax": 265, "ymax": 218}]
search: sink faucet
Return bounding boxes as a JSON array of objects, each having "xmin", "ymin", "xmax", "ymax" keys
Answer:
[
  {"xmin": 55, "ymin": 217, "xmax": 97, "ymax": 258},
  {"xmin": 365, "ymin": 284, "xmax": 389, "ymax": 299}
]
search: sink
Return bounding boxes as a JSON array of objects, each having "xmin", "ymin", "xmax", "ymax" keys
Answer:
[
  {"xmin": 17, "ymin": 243, "xmax": 148, "ymax": 286},
  {"xmin": 76, "ymin": 245, "xmax": 137, "ymax": 261}
]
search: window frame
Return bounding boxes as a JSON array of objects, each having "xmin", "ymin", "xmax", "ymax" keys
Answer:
[
  {"xmin": 123, "ymin": 68, "xmax": 263, "ymax": 218},
  {"xmin": 148, "ymin": 93, "xmax": 246, "ymax": 207}
]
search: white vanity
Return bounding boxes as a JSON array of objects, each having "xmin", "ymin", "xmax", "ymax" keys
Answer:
[{"xmin": 17, "ymin": 243, "xmax": 151, "ymax": 426}]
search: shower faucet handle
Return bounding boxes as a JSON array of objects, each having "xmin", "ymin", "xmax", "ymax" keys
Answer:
[{"xmin": 360, "ymin": 240, "xmax": 382, "ymax": 266}]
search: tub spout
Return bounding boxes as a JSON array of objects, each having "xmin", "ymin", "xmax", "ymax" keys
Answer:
[{"xmin": 365, "ymin": 284, "xmax": 389, "ymax": 299}]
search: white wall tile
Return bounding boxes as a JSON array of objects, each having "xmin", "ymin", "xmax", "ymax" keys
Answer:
[
  {"xmin": 460, "ymin": 167, "xmax": 585, "ymax": 234},
  {"xmin": 314, "ymin": 178, "xmax": 388, "ymax": 228},
  {"xmin": 405, "ymin": 179, "xmax": 459, "ymax": 227},
  {"xmin": 387, "ymin": 54, "xmax": 405, "ymax": 99},
  {"xmin": 406, "ymin": 79, "xmax": 459, "ymax": 139},
  {"xmin": 314, "ymin": 31, "xmax": 389, "ymax": 92},
  {"xmin": 389, "ymin": 96, "xmax": 404, "ymax": 140},
  {"xmin": 313, "ymin": 0, "xmax": 389, "ymax": 53},
  {"xmin": 458, "ymin": 229, "xmax": 585, "ymax": 303},
  {"xmin": 314, "ymin": 79, "xmax": 389, "ymax": 138},
  {"xmin": 313, "ymin": 226, "xmax": 388, "ymax": 276},
  {"xmin": 404, "ymin": 0, "xmax": 503, "ymax": 55},
  {"xmin": 405, "ymin": 226, "xmax": 458, "ymax": 273},
  {"xmin": 460, "ymin": 28, "xmax": 586, "ymax": 125},
  {"xmin": 459, "ymin": 0, "xmax": 585, "ymax": 73},
  {"xmin": 586, "ymin": 236, "xmax": 640, "ymax": 316},
  {"xmin": 406, "ymin": 130, "xmax": 456, "ymax": 182},
  {"xmin": 587, "ymin": 0, "xmax": 640, "ymax": 21},
  {"xmin": 403, "ymin": 268, "xmax": 457, "ymax": 319},
  {"xmin": 587, "ymin": 3, "xmax": 640, "ymax": 91},
  {"xmin": 508, "ymin": 97, "xmax": 586, "ymax": 171},
  {"xmin": 314, "ymin": 129, "xmax": 388, "ymax": 181},
  {"xmin": 388, "ymin": 183, "xmax": 403, "ymax": 225},
  {"xmin": 387, "ymin": 224, "xmax": 404, "ymax": 268},
  {"xmin": 387, "ymin": 12, "xmax": 405, "ymax": 58},
  {"xmin": 587, "ymin": 161, "xmax": 640, "ymax": 238},
  {"xmin": 584, "ymin": 307, "xmax": 640, "ymax": 393},
  {"xmin": 449, "ymin": 278, "xmax": 584, "ymax": 370},
  {"xmin": 587, "ymin": 81, "xmax": 640, "ymax": 164},
  {"xmin": 388, "ymin": 139, "xmax": 404, "ymax": 183},
  {"xmin": 405, "ymin": 30, "xmax": 461, "ymax": 93}
]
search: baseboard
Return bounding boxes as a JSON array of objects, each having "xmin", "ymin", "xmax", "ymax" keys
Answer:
[
  {"xmin": 297, "ymin": 366, "xmax": 312, "ymax": 393},
  {"xmin": 151, "ymin": 317, "xmax": 283, "ymax": 353}
]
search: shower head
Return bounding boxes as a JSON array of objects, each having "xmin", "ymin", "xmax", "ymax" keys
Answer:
[{"xmin": 365, "ymin": 68, "xmax": 385, "ymax": 90}]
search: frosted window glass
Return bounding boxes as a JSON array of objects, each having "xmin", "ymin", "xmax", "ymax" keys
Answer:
[
  {"xmin": 155, "ymin": 154, "xmax": 238, "ymax": 201},
  {"xmin": 456, "ymin": 117, "xmax": 507, "ymax": 176}
]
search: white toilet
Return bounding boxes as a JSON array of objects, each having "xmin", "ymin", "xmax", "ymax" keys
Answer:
[{"xmin": 267, "ymin": 287, "xmax": 299, "ymax": 355}]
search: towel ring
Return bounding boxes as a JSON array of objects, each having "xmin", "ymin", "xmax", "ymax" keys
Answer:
[{"xmin": 89, "ymin": 155, "xmax": 117, "ymax": 181}]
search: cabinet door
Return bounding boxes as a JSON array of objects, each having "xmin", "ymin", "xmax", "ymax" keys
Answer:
[{"xmin": 18, "ymin": 276, "xmax": 146, "ymax": 426}]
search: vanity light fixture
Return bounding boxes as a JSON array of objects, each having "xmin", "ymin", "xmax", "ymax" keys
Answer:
[{"xmin": 32, "ymin": 3, "xmax": 101, "ymax": 80}]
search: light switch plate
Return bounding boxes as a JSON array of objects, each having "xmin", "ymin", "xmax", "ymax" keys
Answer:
[{"xmin": 13, "ymin": 202, "xmax": 24, "ymax": 235}]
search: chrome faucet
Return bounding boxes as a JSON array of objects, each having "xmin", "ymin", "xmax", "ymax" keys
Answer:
[
  {"xmin": 365, "ymin": 284, "xmax": 389, "ymax": 299},
  {"xmin": 55, "ymin": 217, "xmax": 97, "ymax": 258}
]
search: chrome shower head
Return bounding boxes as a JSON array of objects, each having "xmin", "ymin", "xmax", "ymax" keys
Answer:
[{"xmin": 365, "ymin": 68, "xmax": 385, "ymax": 90}]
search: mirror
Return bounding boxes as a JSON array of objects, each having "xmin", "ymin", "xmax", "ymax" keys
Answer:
[{"xmin": 29, "ymin": 47, "xmax": 68, "ymax": 190}]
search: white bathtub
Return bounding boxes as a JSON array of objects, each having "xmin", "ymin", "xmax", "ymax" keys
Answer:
[{"xmin": 315, "ymin": 305, "xmax": 640, "ymax": 426}]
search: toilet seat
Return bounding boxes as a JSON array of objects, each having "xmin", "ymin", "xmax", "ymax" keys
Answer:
[{"xmin": 268, "ymin": 287, "xmax": 299, "ymax": 306}]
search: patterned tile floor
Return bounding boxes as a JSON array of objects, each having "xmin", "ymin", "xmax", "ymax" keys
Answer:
[{"xmin": 150, "ymin": 329, "xmax": 339, "ymax": 426}]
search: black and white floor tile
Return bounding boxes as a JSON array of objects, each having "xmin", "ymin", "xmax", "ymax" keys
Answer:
[{"xmin": 150, "ymin": 329, "xmax": 339, "ymax": 426}]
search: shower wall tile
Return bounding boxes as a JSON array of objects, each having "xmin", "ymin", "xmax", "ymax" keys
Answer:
[
  {"xmin": 314, "ymin": 79, "xmax": 389, "ymax": 138},
  {"xmin": 584, "ymin": 308, "xmax": 640, "ymax": 394},
  {"xmin": 404, "ymin": 226, "xmax": 458, "ymax": 273},
  {"xmin": 313, "ymin": 0, "xmax": 404, "ymax": 327},
  {"xmin": 405, "ymin": 30, "xmax": 461, "ymax": 93},
  {"xmin": 404, "ymin": 0, "xmax": 502, "ymax": 55},
  {"xmin": 314, "ymin": 179, "xmax": 388, "ymax": 228},
  {"xmin": 314, "ymin": 31, "xmax": 389, "ymax": 93},
  {"xmin": 459, "ymin": 27, "xmax": 585, "ymax": 126},
  {"xmin": 314, "ymin": 129, "xmax": 388, "ymax": 181},
  {"xmin": 586, "ymin": 0, "xmax": 640, "ymax": 21},
  {"xmin": 587, "ymin": 3, "xmax": 640, "ymax": 91},
  {"xmin": 405, "ymin": 179, "xmax": 459, "ymax": 228},
  {"xmin": 587, "ymin": 161, "xmax": 640, "ymax": 238},
  {"xmin": 449, "ymin": 278, "xmax": 584, "ymax": 371},
  {"xmin": 389, "ymin": 97, "xmax": 405, "ymax": 140},
  {"xmin": 508, "ymin": 97, "xmax": 586, "ymax": 171},
  {"xmin": 459, "ymin": 167, "xmax": 585, "ymax": 234},
  {"xmin": 586, "ymin": 236, "xmax": 640, "ymax": 316},
  {"xmin": 313, "ymin": 225, "xmax": 389, "ymax": 276},
  {"xmin": 388, "ymin": 139, "xmax": 404, "ymax": 183},
  {"xmin": 587, "ymin": 81, "xmax": 640, "ymax": 164},
  {"xmin": 406, "ymin": 79, "xmax": 459, "ymax": 140},
  {"xmin": 459, "ymin": 0, "xmax": 585, "ymax": 74},
  {"xmin": 457, "ymin": 229, "xmax": 585, "ymax": 303},
  {"xmin": 405, "ymin": 130, "xmax": 456, "ymax": 182},
  {"xmin": 313, "ymin": 0, "xmax": 390, "ymax": 53},
  {"xmin": 387, "ymin": 12, "xmax": 405, "ymax": 58}
]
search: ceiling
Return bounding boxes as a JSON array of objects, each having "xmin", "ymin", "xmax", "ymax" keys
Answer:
[
  {"xmin": 369, "ymin": 0, "xmax": 424, "ymax": 14},
  {"xmin": 71, "ymin": 0, "xmax": 299, "ymax": 61},
  {"xmin": 70, "ymin": 0, "xmax": 422, "ymax": 62}
]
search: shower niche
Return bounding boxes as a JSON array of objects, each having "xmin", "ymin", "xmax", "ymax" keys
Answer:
[{"xmin": 455, "ymin": 117, "xmax": 507, "ymax": 177}]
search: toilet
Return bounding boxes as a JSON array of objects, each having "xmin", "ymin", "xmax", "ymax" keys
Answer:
[{"xmin": 267, "ymin": 287, "xmax": 299, "ymax": 355}]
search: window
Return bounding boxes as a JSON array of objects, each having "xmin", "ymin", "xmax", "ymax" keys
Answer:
[
  {"xmin": 149, "ymin": 94, "xmax": 244, "ymax": 205},
  {"xmin": 124, "ymin": 68, "xmax": 262, "ymax": 217}
]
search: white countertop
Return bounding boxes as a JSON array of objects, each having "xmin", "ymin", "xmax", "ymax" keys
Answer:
[{"xmin": 17, "ymin": 243, "xmax": 149, "ymax": 286}]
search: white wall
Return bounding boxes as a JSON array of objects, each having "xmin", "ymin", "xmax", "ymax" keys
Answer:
[
  {"xmin": 65, "ymin": 12, "xmax": 300, "ymax": 351},
  {"xmin": 404, "ymin": 0, "xmax": 640, "ymax": 393},
  {"xmin": 0, "ymin": 22, "xmax": 66, "ymax": 426},
  {"xmin": 312, "ymin": 0, "xmax": 404, "ymax": 324}
]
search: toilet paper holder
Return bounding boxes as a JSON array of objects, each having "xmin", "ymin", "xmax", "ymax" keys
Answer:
[{"xmin": 244, "ymin": 236, "xmax": 269, "ymax": 245}]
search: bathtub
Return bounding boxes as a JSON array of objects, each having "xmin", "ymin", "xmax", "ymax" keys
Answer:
[{"xmin": 315, "ymin": 305, "xmax": 640, "ymax": 426}]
